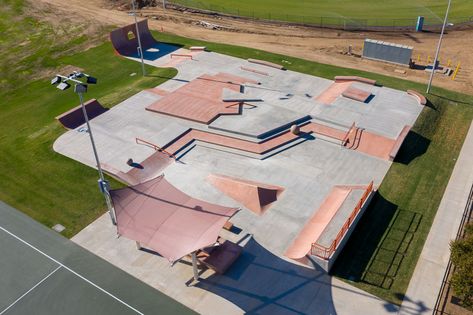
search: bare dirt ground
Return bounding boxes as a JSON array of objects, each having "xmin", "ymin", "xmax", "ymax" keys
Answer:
[{"xmin": 36, "ymin": 0, "xmax": 473, "ymax": 95}]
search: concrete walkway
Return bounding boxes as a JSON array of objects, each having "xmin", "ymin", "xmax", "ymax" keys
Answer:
[{"xmin": 399, "ymin": 120, "xmax": 473, "ymax": 314}]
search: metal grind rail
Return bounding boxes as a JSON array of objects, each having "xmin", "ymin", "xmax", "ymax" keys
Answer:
[{"xmin": 135, "ymin": 137, "xmax": 177, "ymax": 160}]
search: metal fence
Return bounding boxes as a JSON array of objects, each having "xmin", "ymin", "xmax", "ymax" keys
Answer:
[{"xmin": 167, "ymin": 0, "xmax": 473, "ymax": 30}]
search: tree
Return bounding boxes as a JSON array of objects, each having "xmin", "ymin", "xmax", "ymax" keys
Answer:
[{"xmin": 450, "ymin": 223, "xmax": 473, "ymax": 308}]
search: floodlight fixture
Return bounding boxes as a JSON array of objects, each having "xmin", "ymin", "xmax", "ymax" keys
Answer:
[
  {"xmin": 51, "ymin": 76, "xmax": 61, "ymax": 85},
  {"xmin": 86, "ymin": 76, "xmax": 97, "ymax": 84},
  {"xmin": 57, "ymin": 82, "xmax": 71, "ymax": 90},
  {"xmin": 74, "ymin": 83, "xmax": 88, "ymax": 94}
]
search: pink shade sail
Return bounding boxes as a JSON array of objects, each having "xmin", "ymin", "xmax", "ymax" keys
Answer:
[{"xmin": 111, "ymin": 175, "xmax": 238, "ymax": 262}]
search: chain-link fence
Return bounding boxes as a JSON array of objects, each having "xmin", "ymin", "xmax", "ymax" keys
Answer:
[{"xmin": 167, "ymin": 0, "xmax": 473, "ymax": 30}]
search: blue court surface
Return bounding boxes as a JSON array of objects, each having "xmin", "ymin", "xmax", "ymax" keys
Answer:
[{"xmin": 0, "ymin": 201, "xmax": 197, "ymax": 315}]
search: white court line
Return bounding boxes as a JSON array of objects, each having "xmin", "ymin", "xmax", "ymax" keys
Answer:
[
  {"xmin": 0, "ymin": 266, "xmax": 61, "ymax": 315},
  {"xmin": 0, "ymin": 226, "xmax": 144, "ymax": 315}
]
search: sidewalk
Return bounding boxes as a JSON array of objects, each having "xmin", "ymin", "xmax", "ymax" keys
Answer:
[{"xmin": 399, "ymin": 120, "xmax": 473, "ymax": 314}]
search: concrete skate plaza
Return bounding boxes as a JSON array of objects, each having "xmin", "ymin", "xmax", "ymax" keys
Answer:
[{"xmin": 54, "ymin": 45, "xmax": 423, "ymax": 313}]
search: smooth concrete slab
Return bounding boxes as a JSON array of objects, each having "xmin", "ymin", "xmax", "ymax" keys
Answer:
[
  {"xmin": 55, "ymin": 46, "xmax": 424, "ymax": 314},
  {"xmin": 209, "ymin": 103, "xmax": 310, "ymax": 139},
  {"xmin": 74, "ymin": 213, "xmax": 400, "ymax": 315},
  {"xmin": 399, "ymin": 121, "xmax": 473, "ymax": 314}
]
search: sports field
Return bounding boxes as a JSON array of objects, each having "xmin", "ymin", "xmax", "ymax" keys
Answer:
[{"xmin": 170, "ymin": 0, "xmax": 473, "ymax": 26}]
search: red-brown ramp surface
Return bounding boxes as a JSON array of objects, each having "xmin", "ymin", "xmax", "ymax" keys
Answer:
[
  {"xmin": 208, "ymin": 174, "xmax": 284, "ymax": 215},
  {"xmin": 146, "ymin": 73, "xmax": 256, "ymax": 124}
]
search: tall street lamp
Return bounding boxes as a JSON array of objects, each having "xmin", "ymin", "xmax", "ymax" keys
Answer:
[
  {"xmin": 131, "ymin": 0, "xmax": 146, "ymax": 76},
  {"xmin": 51, "ymin": 72, "xmax": 117, "ymax": 225},
  {"xmin": 426, "ymin": 0, "xmax": 452, "ymax": 94}
]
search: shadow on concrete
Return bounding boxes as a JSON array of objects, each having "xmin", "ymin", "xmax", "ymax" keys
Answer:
[
  {"xmin": 394, "ymin": 293, "xmax": 430, "ymax": 315},
  {"xmin": 394, "ymin": 131, "xmax": 430, "ymax": 165},
  {"xmin": 331, "ymin": 193, "xmax": 398, "ymax": 282},
  {"xmin": 195, "ymin": 238, "xmax": 336, "ymax": 314},
  {"xmin": 129, "ymin": 42, "xmax": 182, "ymax": 61}
]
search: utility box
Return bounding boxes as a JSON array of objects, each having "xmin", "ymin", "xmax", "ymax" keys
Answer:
[
  {"xmin": 416, "ymin": 16, "xmax": 424, "ymax": 32},
  {"xmin": 362, "ymin": 39, "xmax": 413, "ymax": 66}
]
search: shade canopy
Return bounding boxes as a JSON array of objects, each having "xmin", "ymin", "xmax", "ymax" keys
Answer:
[{"xmin": 111, "ymin": 175, "xmax": 238, "ymax": 262}]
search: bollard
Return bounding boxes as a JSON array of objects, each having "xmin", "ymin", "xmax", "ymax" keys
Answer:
[{"xmin": 452, "ymin": 62, "xmax": 461, "ymax": 80}]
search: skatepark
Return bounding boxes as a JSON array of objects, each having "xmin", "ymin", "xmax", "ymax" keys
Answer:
[{"xmin": 47, "ymin": 21, "xmax": 427, "ymax": 314}]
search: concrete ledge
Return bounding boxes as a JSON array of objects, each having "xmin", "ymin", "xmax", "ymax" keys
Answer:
[
  {"xmin": 190, "ymin": 46, "xmax": 206, "ymax": 51},
  {"xmin": 388, "ymin": 125, "xmax": 411, "ymax": 161},
  {"xmin": 247, "ymin": 58, "xmax": 284, "ymax": 70},
  {"xmin": 407, "ymin": 89, "xmax": 427, "ymax": 105},
  {"xmin": 334, "ymin": 76, "xmax": 376, "ymax": 85},
  {"xmin": 342, "ymin": 87, "xmax": 372, "ymax": 102}
]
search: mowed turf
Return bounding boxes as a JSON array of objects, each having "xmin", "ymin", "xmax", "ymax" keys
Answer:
[{"xmin": 171, "ymin": 0, "xmax": 473, "ymax": 25}]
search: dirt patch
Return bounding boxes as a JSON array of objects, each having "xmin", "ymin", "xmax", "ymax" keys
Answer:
[{"xmin": 34, "ymin": 0, "xmax": 473, "ymax": 95}]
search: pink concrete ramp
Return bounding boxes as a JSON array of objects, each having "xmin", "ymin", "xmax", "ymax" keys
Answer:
[
  {"xmin": 110, "ymin": 19, "xmax": 157, "ymax": 56},
  {"xmin": 315, "ymin": 82, "xmax": 352, "ymax": 104},
  {"xmin": 112, "ymin": 175, "xmax": 239, "ymax": 263},
  {"xmin": 284, "ymin": 186, "xmax": 351, "ymax": 259},
  {"xmin": 146, "ymin": 73, "xmax": 256, "ymax": 124},
  {"xmin": 118, "ymin": 151, "xmax": 174, "ymax": 186},
  {"xmin": 55, "ymin": 99, "xmax": 107, "ymax": 129},
  {"xmin": 208, "ymin": 174, "xmax": 284, "ymax": 215}
]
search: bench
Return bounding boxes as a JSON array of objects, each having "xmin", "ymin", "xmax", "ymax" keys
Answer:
[
  {"xmin": 389, "ymin": 125, "xmax": 411, "ymax": 161},
  {"xmin": 407, "ymin": 89, "xmax": 427, "ymax": 105},
  {"xmin": 334, "ymin": 76, "xmax": 376, "ymax": 85},
  {"xmin": 247, "ymin": 58, "xmax": 284, "ymax": 70},
  {"xmin": 190, "ymin": 46, "xmax": 206, "ymax": 51},
  {"xmin": 198, "ymin": 240, "xmax": 242, "ymax": 274}
]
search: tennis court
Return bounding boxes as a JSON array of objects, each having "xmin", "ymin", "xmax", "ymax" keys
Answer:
[{"xmin": 0, "ymin": 201, "xmax": 196, "ymax": 315}]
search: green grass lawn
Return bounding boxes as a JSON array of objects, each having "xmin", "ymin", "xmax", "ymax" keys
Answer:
[
  {"xmin": 2, "ymin": 0, "xmax": 473, "ymax": 306},
  {"xmin": 169, "ymin": 0, "xmax": 473, "ymax": 26}
]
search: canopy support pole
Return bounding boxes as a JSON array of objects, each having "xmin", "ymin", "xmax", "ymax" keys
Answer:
[{"xmin": 191, "ymin": 252, "xmax": 199, "ymax": 281}]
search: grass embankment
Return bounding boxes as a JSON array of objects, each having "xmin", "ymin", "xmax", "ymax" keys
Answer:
[
  {"xmin": 0, "ymin": 1, "xmax": 177, "ymax": 237},
  {"xmin": 1, "ymin": 0, "xmax": 473, "ymax": 304},
  {"xmin": 169, "ymin": 0, "xmax": 473, "ymax": 26}
]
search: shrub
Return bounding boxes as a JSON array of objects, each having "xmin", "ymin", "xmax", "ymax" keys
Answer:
[{"xmin": 451, "ymin": 223, "xmax": 473, "ymax": 308}]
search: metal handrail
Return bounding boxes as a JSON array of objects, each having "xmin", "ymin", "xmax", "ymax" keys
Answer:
[
  {"xmin": 135, "ymin": 137, "xmax": 177, "ymax": 159},
  {"xmin": 341, "ymin": 122, "xmax": 356, "ymax": 147},
  {"xmin": 311, "ymin": 181, "xmax": 374, "ymax": 259}
]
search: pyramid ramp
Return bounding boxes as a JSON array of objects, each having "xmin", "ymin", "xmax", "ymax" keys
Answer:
[{"xmin": 208, "ymin": 174, "xmax": 284, "ymax": 215}]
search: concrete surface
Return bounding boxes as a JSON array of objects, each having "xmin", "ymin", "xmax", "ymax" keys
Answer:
[
  {"xmin": 73, "ymin": 213, "xmax": 400, "ymax": 315},
  {"xmin": 54, "ymin": 47, "xmax": 426, "ymax": 314},
  {"xmin": 399, "ymin": 120, "xmax": 473, "ymax": 314}
]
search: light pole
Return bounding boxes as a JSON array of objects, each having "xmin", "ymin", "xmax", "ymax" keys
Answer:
[
  {"xmin": 131, "ymin": 0, "xmax": 146, "ymax": 76},
  {"xmin": 426, "ymin": 0, "xmax": 452, "ymax": 94},
  {"xmin": 51, "ymin": 72, "xmax": 117, "ymax": 225}
]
